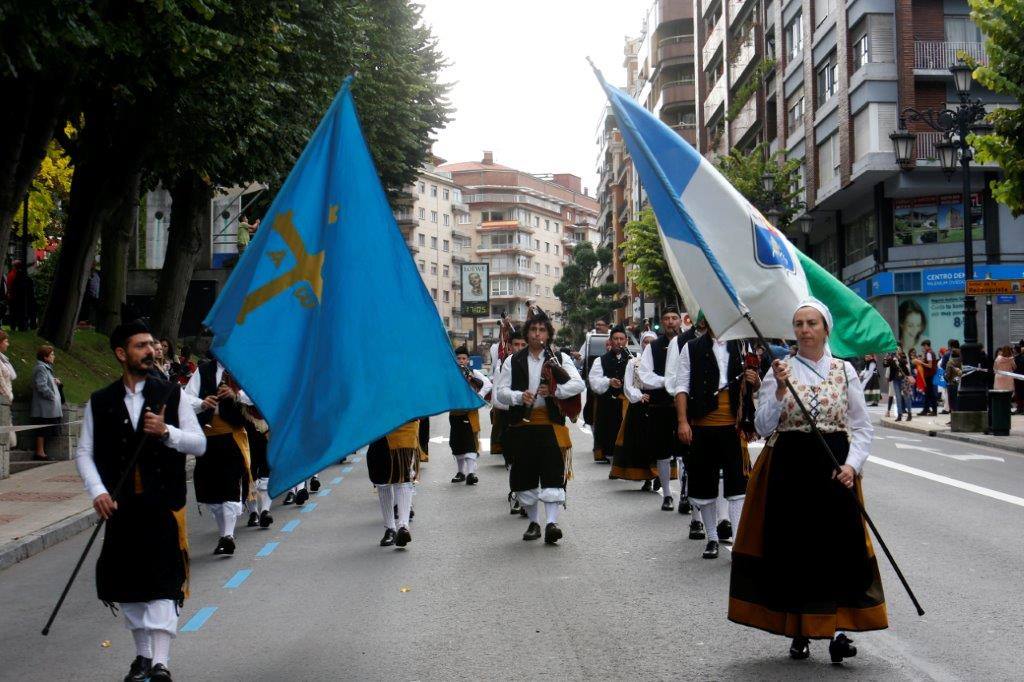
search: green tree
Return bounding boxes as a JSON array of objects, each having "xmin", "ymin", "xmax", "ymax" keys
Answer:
[
  {"xmin": 11, "ymin": 133, "xmax": 73, "ymax": 245},
  {"xmin": 969, "ymin": 0, "xmax": 1024, "ymax": 216},
  {"xmin": 552, "ymin": 241, "xmax": 624, "ymax": 344},
  {"xmin": 621, "ymin": 208, "xmax": 678, "ymax": 304},
  {"xmin": 715, "ymin": 142, "xmax": 805, "ymax": 232}
]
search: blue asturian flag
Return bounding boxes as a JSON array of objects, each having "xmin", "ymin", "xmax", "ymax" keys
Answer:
[{"xmin": 204, "ymin": 77, "xmax": 484, "ymax": 495}]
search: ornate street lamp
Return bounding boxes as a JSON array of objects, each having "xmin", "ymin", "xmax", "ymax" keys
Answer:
[
  {"xmin": 798, "ymin": 215, "xmax": 814, "ymax": 235},
  {"xmin": 760, "ymin": 171, "xmax": 775, "ymax": 194},
  {"xmin": 765, "ymin": 207, "xmax": 782, "ymax": 229},
  {"xmin": 890, "ymin": 59, "xmax": 991, "ymax": 416}
]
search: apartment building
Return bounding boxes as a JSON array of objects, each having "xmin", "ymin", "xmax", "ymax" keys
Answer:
[
  {"xmin": 438, "ymin": 152, "xmax": 600, "ymax": 343},
  {"xmin": 393, "ymin": 158, "xmax": 473, "ymax": 342}
]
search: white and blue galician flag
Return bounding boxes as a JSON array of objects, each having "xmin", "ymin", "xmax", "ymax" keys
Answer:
[
  {"xmin": 595, "ymin": 68, "xmax": 895, "ymax": 357},
  {"xmin": 205, "ymin": 76, "xmax": 484, "ymax": 496}
]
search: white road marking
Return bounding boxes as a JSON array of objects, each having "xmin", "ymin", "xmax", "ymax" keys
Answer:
[
  {"xmin": 893, "ymin": 442, "xmax": 1005, "ymax": 462},
  {"xmin": 869, "ymin": 455, "xmax": 1024, "ymax": 508},
  {"xmin": 886, "ymin": 435, "xmax": 923, "ymax": 442}
]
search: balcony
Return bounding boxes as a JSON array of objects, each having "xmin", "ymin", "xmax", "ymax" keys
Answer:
[
  {"xmin": 450, "ymin": 200, "xmax": 469, "ymax": 213},
  {"xmin": 490, "ymin": 292, "xmax": 531, "ymax": 302},
  {"xmin": 914, "ymin": 41, "xmax": 987, "ymax": 71},
  {"xmin": 728, "ymin": 0, "xmax": 754, "ymax": 25},
  {"xmin": 660, "ymin": 80, "xmax": 696, "ymax": 108},
  {"xmin": 703, "ymin": 75, "xmax": 726, "ymax": 121},
  {"xmin": 479, "ymin": 219, "xmax": 535, "ymax": 234},
  {"xmin": 462, "ymin": 192, "xmax": 562, "ymax": 214},
  {"xmin": 657, "ymin": 35, "xmax": 694, "ymax": 63},
  {"xmin": 728, "ymin": 95, "xmax": 758, "ymax": 144},
  {"xmin": 658, "ymin": 0, "xmax": 693, "ymax": 24},
  {"xmin": 489, "ymin": 265, "xmax": 536, "ymax": 279},
  {"xmin": 451, "ymin": 224, "xmax": 473, "ymax": 239},
  {"xmin": 451, "ymin": 245, "xmax": 471, "ymax": 263},
  {"xmin": 477, "ymin": 243, "xmax": 531, "ymax": 256},
  {"xmin": 670, "ymin": 123, "xmax": 698, "ymax": 146},
  {"xmin": 729, "ymin": 36, "xmax": 757, "ymax": 86},
  {"xmin": 702, "ymin": 16, "xmax": 724, "ymax": 65}
]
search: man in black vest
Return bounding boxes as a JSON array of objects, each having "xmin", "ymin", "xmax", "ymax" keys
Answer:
[
  {"xmin": 675, "ymin": 327, "xmax": 758, "ymax": 560},
  {"xmin": 588, "ymin": 325, "xmax": 631, "ymax": 465},
  {"xmin": 637, "ymin": 306, "xmax": 684, "ymax": 510},
  {"xmin": 581, "ymin": 318, "xmax": 610, "ymax": 428},
  {"xmin": 496, "ymin": 308, "xmax": 585, "ymax": 544},
  {"xmin": 75, "ymin": 321, "xmax": 205, "ymax": 682},
  {"xmin": 665, "ymin": 312, "xmax": 703, "ymax": 516}
]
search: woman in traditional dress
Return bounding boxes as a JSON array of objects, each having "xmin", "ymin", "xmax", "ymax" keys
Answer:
[
  {"xmin": 859, "ymin": 354, "xmax": 880, "ymax": 406},
  {"xmin": 728, "ymin": 299, "xmax": 886, "ymax": 664},
  {"xmin": 609, "ymin": 331, "xmax": 657, "ymax": 486}
]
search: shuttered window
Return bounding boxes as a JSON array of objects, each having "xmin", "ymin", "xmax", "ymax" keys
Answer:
[{"xmin": 868, "ymin": 15, "xmax": 895, "ymax": 63}]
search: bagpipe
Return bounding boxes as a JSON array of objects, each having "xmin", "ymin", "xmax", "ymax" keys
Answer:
[{"xmin": 461, "ymin": 364, "xmax": 485, "ymax": 391}]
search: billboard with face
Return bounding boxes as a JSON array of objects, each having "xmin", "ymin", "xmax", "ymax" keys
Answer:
[{"xmin": 461, "ymin": 263, "xmax": 489, "ymax": 317}]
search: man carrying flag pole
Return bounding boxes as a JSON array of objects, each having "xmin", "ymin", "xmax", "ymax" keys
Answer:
[{"xmin": 203, "ymin": 75, "xmax": 484, "ymax": 498}]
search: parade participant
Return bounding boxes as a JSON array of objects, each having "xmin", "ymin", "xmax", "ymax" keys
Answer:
[
  {"xmin": 75, "ymin": 321, "xmax": 206, "ymax": 682},
  {"xmin": 497, "ymin": 307, "xmax": 585, "ymax": 544},
  {"xmin": 243, "ymin": 404, "xmax": 273, "ymax": 529},
  {"xmin": 588, "ymin": 325, "xmax": 631, "ymax": 464},
  {"xmin": 184, "ymin": 357, "xmax": 252, "ymax": 555},
  {"xmin": 581, "ymin": 317, "xmax": 611, "ymax": 428},
  {"xmin": 860, "ymin": 354, "xmax": 880, "ymax": 406},
  {"xmin": 729, "ymin": 299, "xmax": 884, "ymax": 664},
  {"xmin": 449, "ymin": 346, "xmax": 491, "ymax": 485},
  {"xmin": 494, "ymin": 330, "xmax": 529, "ymax": 514},
  {"xmin": 490, "ymin": 316, "xmax": 519, "ymax": 466},
  {"xmin": 665, "ymin": 312, "xmax": 702, "ymax": 515},
  {"xmin": 418, "ymin": 417, "xmax": 430, "ymax": 463},
  {"xmin": 637, "ymin": 306, "xmax": 683, "ymax": 511},
  {"xmin": 368, "ymin": 420, "xmax": 422, "ymax": 547},
  {"xmin": 675, "ymin": 325, "xmax": 758, "ymax": 560},
  {"xmin": 611, "ymin": 331, "xmax": 659, "ymax": 486}
]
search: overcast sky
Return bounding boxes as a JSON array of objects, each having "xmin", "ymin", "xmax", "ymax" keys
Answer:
[{"xmin": 418, "ymin": 0, "xmax": 650, "ymax": 194}]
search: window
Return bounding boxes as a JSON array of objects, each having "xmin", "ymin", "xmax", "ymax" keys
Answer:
[
  {"xmin": 817, "ymin": 134, "xmax": 839, "ymax": 188},
  {"xmin": 816, "ymin": 52, "xmax": 837, "ymax": 107},
  {"xmin": 815, "ymin": 236, "xmax": 838, "ymax": 275},
  {"xmin": 443, "ymin": 290, "xmax": 450, "ymax": 303},
  {"xmin": 944, "ymin": 15, "xmax": 983, "ymax": 43},
  {"xmin": 554, "ymin": 245, "xmax": 559, "ymax": 256},
  {"xmin": 554, "ymin": 222, "xmax": 560, "ymax": 233},
  {"xmin": 431, "ymin": 288, "xmax": 437, "ymax": 300},
  {"xmin": 443, "ymin": 239, "xmax": 450, "ymax": 252},
  {"xmin": 418, "ymin": 207, "xmax": 425, "ymax": 219},
  {"xmin": 418, "ymin": 182, "xmax": 425, "ymax": 194},
  {"xmin": 844, "ymin": 212, "xmax": 877, "ymax": 264},
  {"xmin": 853, "ymin": 32, "xmax": 868, "ymax": 70},
  {"xmin": 535, "ymin": 262, "xmax": 540, "ymax": 273},
  {"xmin": 545, "ymin": 264, "xmax": 551, "ymax": 275},
  {"xmin": 545, "ymin": 219, "xmax": 551, "ymax": 231},
  {"xmin": 534, "ymin": 216, "xmax": 540, "ymax": 227},
  {"xmin": 430, "ymin": 185, "xmax": 438, "ymax": 197},
  {"xmin": 457, "ymin": 212, "xmax": 470, "ymax": 224},
  {"xmin": 430, "ymin": 262, "xmax": 437, "ymax": 275},
  {"xmin": 851, "ymin": 16, "xmax": 895, "ymax": 70},
  {"xmin": 443, "ymin": 214, "xmax": 450, "ymax": 226},
  {"xmin": 417, "ymin": 233, "xmax": 425, "ymax": 246},
  {"xmin": 443, "ymin": 316, "xmax": 450, "ymax": 327},
  {"xmin": 534, "ymin": 239, "xmax": 540, "ymax": 250},
  {"xmin": 814, "ymin": 0, "xmax": 835, "ymax": 27},
  {"xmin": 418, "ymin": 259, "xmax": 425, "ymax": 272},
  {"xmin": 785, "ymin": 12, "xmax": 803, "ymax": 61},
  {"xmin": 545, "ymin": 242, "xmax": 550, "ymax": 253},
  {"xmin": 430, "ymin": 236, "xmax": 438, "ymax": 249},
  {"xmin": 893, "ymin": 272, "xmax": 922, "ymax": 293},
  {"xmin": 443, "ymin": 188, "xmax": 450, "ymax": 200},
  {"xmin": 443, "ymin": 264, "xmax": 450, "ymax": 277},
  {"xmin": 786, "ymin": 88, "xmax": 804, "ymax": 130}
]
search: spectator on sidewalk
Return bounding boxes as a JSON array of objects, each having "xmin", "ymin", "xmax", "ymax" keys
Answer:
[
  {"xmin": 945, "ymin": 349, "xmax": 963, "ymax": 413},
  {"xmin": 918, "ymin": 340, "xmax": 938, "ymax": 416},
  {"xmin": 31, "ymin": 345, "xmax": 63, "ymax": 461},
  {"xmin": 1014, "ymin": 345, "xmax": 1024, "ymax": 415},
  {"xmin": 860, "ymin": 354, "xmax": 880, "ymax": 406},
  {"xmin": 0, "ymin": 331, "xmax": 17, "ymax": 446},
  {"xmin": 994, "ymin": 346, "xmax": 1016, "ymax": 392},
  {"xmin": 885, "ymin": 348, "xmax": 912, "ymax": 421}
]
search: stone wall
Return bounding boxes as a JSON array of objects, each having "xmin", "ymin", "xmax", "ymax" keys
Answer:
[{"xmin": 11, "ymin": 401, "xmax": 83, "ymax": 461}]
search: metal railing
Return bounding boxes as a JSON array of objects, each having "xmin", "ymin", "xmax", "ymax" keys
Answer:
[
  {"xmin": 462, "ymin": 192, "xmax": 562, "ymax": 214},
  {"xmin": 914, "ymin": 41, "xmax": 988, "ymax": 70}
]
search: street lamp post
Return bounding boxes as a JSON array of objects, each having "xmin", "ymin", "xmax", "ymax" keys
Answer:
[{"xmin": 889, "ymin": 60, "xmax": 993, "ymax": 416}]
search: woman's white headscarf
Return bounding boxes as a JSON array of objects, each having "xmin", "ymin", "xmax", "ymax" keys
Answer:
[{"xmin": 794, "ymin": 297, "xmax": 833, "ymax": 357}]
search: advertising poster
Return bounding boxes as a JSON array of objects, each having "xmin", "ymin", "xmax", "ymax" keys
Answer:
[
  {"xmin": 894, "ymin": 193, "xmax": 982, "ymax": 246},
  {"xmin": 897, "ymin": 294, "xmax": 964, "ymax": 353},
  {"xmin": 460, "ymin": 262, "xmax": 489, "ymax": 317}
]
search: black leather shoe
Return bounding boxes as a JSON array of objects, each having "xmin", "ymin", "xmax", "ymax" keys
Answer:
[
  {"xmin": 509, "ymin": 493, "xmax": 522, "ymax": 515},
  {"xmin": 149, "ymin": 663, "xmax": 172, "ymax": 681},
  {"xmin": 309, "ymin": 476, "xmax": 321, "ymax": 492},
  {"xmin": 283, "ymin": 491, "xmax": 295, "ymax": 505},
  {"xmin": 214, "ymin": 536, "xmax": 235, "ymax": 555},
  {"xmin": 519, "ymin": 507, "xmax": 528, "ymax": 518},
  {"xmin": 677, "ymin": 497, "xmax": 692, "ymax": 515},
  {"xmin": 395, "ymin": 526, "xmax": 412, "ymax": 547},
  {"xmin": 125, "ymin": 655, "xmax": 152, "ymax": 682},
  {"xmin": 789, "ymin": 636, "xmax": 810, "ymax": 660},
  {"xmin": 688, "ymin": 519, "xmax": 706, "ymax": 540},
  {"xmin": 259, "ymin": 510, "xmax": 273, "ymax": 528},
  {"xmin": 544, "ymin": 523, "xmax": 563, "ymax": 544},
  {"xmin": 640, "ymin": 480, "xmax": 652, "ymax": 492},
  {"xmin": 829, "ymin": 633, "xmax": 857, "ymax": 664},
  {"xmin": 410, "ymin": 506, "xmax": 415, "ymax": 520},
  {"xmin": 717, "ymin": 519, "xmax": 733, "ymax": 542},
  {"xmin": 522, "ymin": 522, "xmax": 542, "ymax": 541},
  {"xmin": 380, "ymin": 528, "xmax": 396, "ymax": 546},
  {"xmin": 702, "ymin": 540, "xmax": 719, "ymax": 559},
  {"xmin": 451, "ymin": 472, "xmax": 466, "ymax": 483},
  {"xmin": 652, "ymin": 476, "xmax": 662, "ymax": 493},
  {"xmin": 661, "ymin": 496, "xmax": 674, "ymax": 511},
  {"xmin": 895, "ymin": 416, "xmax": 903, "ymax": 422},
  {"xmin": 465, "ymin": 473, "xmax": 479, "ymax": 485},
  {"xmin": 246, "ymin": 512, "xmax": 259, "ymax": 527},
  {"xmin": 295, "ymin": 488, "xmax": 309, "ymax": 506}
]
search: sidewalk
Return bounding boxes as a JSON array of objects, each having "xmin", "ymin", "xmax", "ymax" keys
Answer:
[
  {"xmin": 877, "ymin": 411, "xmax": 1024, "ymax": 455},
  {"xmin": 0, "ymin": 460, "xmax": 96, "ymax": 571}
]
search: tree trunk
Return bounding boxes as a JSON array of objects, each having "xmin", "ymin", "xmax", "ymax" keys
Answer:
[
  {"xmin": 0, "ymin": 75, "xmax": 66, "ymax": 262},
  {"xmin": 149, "ymin": 171, "xmax": 211, "ymax": 342},
  {"xmin": 96, "ymin": 172, "xmax": 141, "ymax": 335}
]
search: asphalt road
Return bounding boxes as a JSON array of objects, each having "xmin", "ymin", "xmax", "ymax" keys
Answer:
[{"xmin": 2, "ymin": 407, "xmax": 1023, "ymax": 680}]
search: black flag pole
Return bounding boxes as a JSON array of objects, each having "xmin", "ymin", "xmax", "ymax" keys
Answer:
[{"xmin": 42, "ymin": 386, "xmax": 178, "ymax": 636}]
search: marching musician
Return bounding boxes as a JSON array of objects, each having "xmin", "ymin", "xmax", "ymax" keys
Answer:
[
  {"xmin": 367, "ymin": 420, "xmax": 423, "ymax": 547},
  {"xmin": 493, "ymin": 329, "xmax": 528, "ymax": 514},
  {"xmin": 449, "ymin": 345, "xmax": 491, "ymax": 486},
  {"xmin": 496, "ymin": 307, "xmax": 585, "ymax": 544},
  {"xmin": 588, "ymin": 325, "xmax": 631, "ymax": 465},
  {"xmin": 636, "ymin": 306, "xmax": 683, "ymax": 511},
  {"xmin": 489, "ymin": 316, "xmax": 519, "ymax": 466},
  {"xmin": 610, "ymin": 331, "xmax": 659, "ymax": 486}
]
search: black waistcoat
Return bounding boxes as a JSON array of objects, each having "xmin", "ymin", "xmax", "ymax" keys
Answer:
[
  {"xmin": 508, "ymin": 348, "xmax": 565, "ymax": 426},
  {"xmin": 647, "ymin": 334, "xmax": 674, "ymax": 403},
  {"xmin": 91, "ymin": 377, "xmax": 186, "ymax": 510},
  {"xmin": 600, "ymin": 349, "xmax": 629, "ymax": 398},
  {"xmin": 196, "ymin": 360, "xmax": 244, "ymax": 427},
  {"xmin": 685, "ymin": 334, "xmax": 746, "ymax": 422}
]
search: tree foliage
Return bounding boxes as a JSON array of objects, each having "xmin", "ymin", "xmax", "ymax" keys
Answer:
[
  {"xmin": 969, "ymin": 0, "xmax": 1024, "ymax": 217},
  {"xmin": 11, "ymin": 133, "xmax": 72, "ymax": 245},
  {"xmin": 714, "ymin": 142, "xmax": 805, "ymax": 232},
  {"xmin": 552, "ymin": 241, "xmax": 624, "ymax": 344},
  {"xmin": 621, "ymin": 207, "xmax": 678, "ymax": 304}
]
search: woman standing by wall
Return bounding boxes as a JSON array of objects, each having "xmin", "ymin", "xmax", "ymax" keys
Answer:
[{"xmin": 31, "ymin": 345, "xmax": 63, "ymax": 461}]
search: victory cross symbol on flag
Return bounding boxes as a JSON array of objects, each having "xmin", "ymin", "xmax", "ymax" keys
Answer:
[{"xmin": 204, "ymin": 75, "xmax": 484, "ymax": 496}]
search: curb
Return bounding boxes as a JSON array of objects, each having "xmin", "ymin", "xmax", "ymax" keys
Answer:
[
  {"xmin": 0, "ymin": 508, "xmax": 98, "ymax": 572},
  {"xmin": 876, "ymin": 418, "xmax": 1024, "ymax": 455}
]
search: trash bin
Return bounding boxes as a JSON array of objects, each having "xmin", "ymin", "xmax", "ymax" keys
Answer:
[{"xmin": 988, "ymin": 390, "xmax": 1013, "ymax": 436}]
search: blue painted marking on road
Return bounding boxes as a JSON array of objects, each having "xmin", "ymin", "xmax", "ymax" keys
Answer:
[
  {"xmin": 318, "ymin": 488, "xmax": 332, "ymax": 496},
  {"xmin": 300, "ymin": 502, "xmax": 318, "ymax": 514},
  {"xmin": 342, "ymin": 466, "xmax": 354, "ymax": 473},
  {"xmin": 281, "ymin": 519, "xmax": 301, "ymax": 533},
  {"xmin": 331, "ymin": 477, "xmax": 343, "ymax": 485},
  {"xmin": 224, "ymin": 569, "xmax": 252, "ymax": 589},
  {"xmin": 256, "ymin": 542, "xmax": 279, "ymax": 557},
  {"xmin": 181, "ymin": 606, "xmax": 217, "ymax": 632}
]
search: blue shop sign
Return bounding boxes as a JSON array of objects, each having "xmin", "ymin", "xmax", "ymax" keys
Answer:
[
  {"xmin": 922, "ymin": 264, "xmax": 1024, "ymax": 293},
  {"xmin": 850, "ymin": 279, "xmax": 869, "ymax": 300},
  {"xmin": 869, "ymin": 272, "xmax": 894, "ymax": 298},
  {"xmin": 997, "ymin": 294, "xmax": 1018, "ymax": 304}
]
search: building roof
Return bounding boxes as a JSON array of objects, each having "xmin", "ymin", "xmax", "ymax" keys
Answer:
[{"xmin": 436, "ymin": 160, "xmax": 516, "ymax": 173}]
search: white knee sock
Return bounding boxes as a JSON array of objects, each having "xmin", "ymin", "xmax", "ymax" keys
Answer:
[
  {"xmin": 699, "ymin": 501, "xmax": 719, "ymax": 541},
  {"xmin": 545, "ymin": 501, "xmax": 560, "ymax": 525},
  {"xmin": 151, "ymin": 630, "xmax": 172, "ymax": 667},
  {"xmin": 657, "ymin": 459, "xmax": 673, "ymax": 498},
  {"xmin": 245, "ymin": 499, "xmax": 258, "ymax": 515},
  {"xmin": 394, "ymin": 483, "xmax": 413, "ymax": 528},
  {"xmin": 258, "ymin": 489, "xmax": 272, "ymax": 514},
  {"xmin": 455, "ymin": 455, "xmax": 467, "ymax": 474},
  {"xmin": 525, "ymin": 503, "xmax": 540, "ymax": 523},
  {"xmin": 221, "ymin": 507, "xmax": 237, "ymax": 538},
  {"xmin": 465, "ymin": 454, "xmax": 478, "ymax": 474},
  {"xmin": 728, "ymin": 496, "xmax": 744, "ymax": 529},
  {"xmin": 377, "ymin": 485, "xmax": 396, "ymax": 530},
  {"xmin": 132, "ymin": 629, "xmax": 152, "ymax": 658}
]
